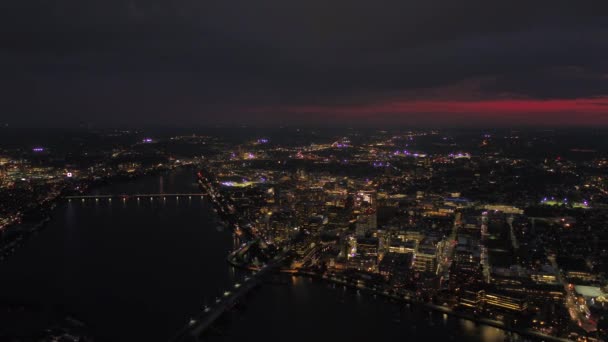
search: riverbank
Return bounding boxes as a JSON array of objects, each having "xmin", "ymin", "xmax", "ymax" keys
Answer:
[
  {"xmin": 0, "ymin": 166, "xmax": 234, "ymax": 342},
  {"xmin": 224, "ymin": 241, "xmax": 566, "ymax": 342},
  {"xmin": 310, "ymin": 272, "xmax": 570, "ymax": 342},
  {"xmin": 199, "ymin": 166, "xmax": 570, "ymax": 342},
  {"xmin": 0, "ymin": 205, "xmax": 54, "ymax": 261},
  {"xmin": 0, "ymin": 164, "xmax": 194, "ymax": 262}
]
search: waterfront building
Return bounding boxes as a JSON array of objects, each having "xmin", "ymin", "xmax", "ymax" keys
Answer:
[{"xmin": 483, "ymin": 290, "xmax": 528, "ymax": 313}]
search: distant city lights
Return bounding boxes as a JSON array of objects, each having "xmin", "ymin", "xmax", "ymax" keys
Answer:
[
  {"xmin": 393, "ymin": 150, "xmax": 427, "ymax": 158},
  {"xmin": 220, "ymin": 181, "xmax": 255, "ymax": 188},
  {"xmin": 449, "ymin": 152, "xmax": 471, "ymax": 159},
  {"xmin": 540, "ymin": 197, "xmax": 590, "ymax": 208}
]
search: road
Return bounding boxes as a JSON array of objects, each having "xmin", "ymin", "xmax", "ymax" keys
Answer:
[{"xmin": 547, "ymin": 255, "xmax": 596, "ymax": 333}]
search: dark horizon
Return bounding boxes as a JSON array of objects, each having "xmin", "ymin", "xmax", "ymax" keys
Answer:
[
  {"xmin": 1, "ymin": 1, "xmax": 607, "ymax": 126},
  {"xmin": 7, "ymin": 120, "xmax": 608, "ymax": 132},
  {"xmin": 7, "ymin": 120, "xmax": 608, "ymax": 131}
]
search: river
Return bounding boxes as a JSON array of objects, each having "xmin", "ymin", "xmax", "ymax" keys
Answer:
[{"xmin": 0, "ymin": 167, "xmax": 508, "ymax": 342}]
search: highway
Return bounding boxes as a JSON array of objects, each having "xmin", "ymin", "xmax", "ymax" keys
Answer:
[
  {"xmin": 169, "ymin": 168, "xmax": 285, "ymax": 342},
  {"xmin": 507, "ymin": 215, "xmax": 519, "ymax": 250},
  {"xmin": 437, "ymin": 212, "xmax": 460, "ymax": 282},
  {"xmin": 195, "ymin": 169, "xmax": 255, "ymax": 240}
]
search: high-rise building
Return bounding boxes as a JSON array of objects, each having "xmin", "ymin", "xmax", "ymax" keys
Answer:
[
  {"xmin": 355, "ymin": 208, "xmax": 377, "ymax": 237},
  {"xmin": 357, "ymin": 190, "xmax": 377, "ymax": 207},
  {"xmin": 414, "ymin": 245, "xmax": 437, "ymax": 273}
]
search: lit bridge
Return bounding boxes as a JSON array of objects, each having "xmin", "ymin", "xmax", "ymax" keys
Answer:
[
  {"xmin": 170, "ymin": 254, "xmax": 286, "ymax": 342},
  {"xmin": 65, "ymin": 193, "xmax": 206, "ymax": 200}
]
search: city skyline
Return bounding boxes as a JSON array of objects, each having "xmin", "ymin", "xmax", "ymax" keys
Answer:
[
  {"xmin": 2, "ymin": 2, "xmax": 608, "ymax": 341},
  {"xmin": 1, "ymin": 127, "xmax": 608, "ymax": 340}
]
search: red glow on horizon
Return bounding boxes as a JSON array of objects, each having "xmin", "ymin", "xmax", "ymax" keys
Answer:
[{"xmin": 252, "ymin": 96, "xmax": 608, "ymax": 124}]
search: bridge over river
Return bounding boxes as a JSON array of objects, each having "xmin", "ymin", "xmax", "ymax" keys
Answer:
[
  {"xmin": 65, "ymin": 193, "xmax": 206, "ymax": 200},
  {"xmin": 170, "ymin": 253, "xmax": 287, "ymax": 342}
]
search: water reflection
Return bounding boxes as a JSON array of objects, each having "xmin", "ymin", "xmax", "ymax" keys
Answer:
[
  {"xmin": 461, "ymin": 319, "xmax": 477, "ymax": 335},
  {"xmin": 1, "ymin": 168, "xmax": 513, "ymax": 342},
  {"xmin": 480, "ymin": 326, "xmax": 505, "ymax": 342},
  {"xmin": 0, "ymin": 168, "xmax": 233, "ymax": 342}
]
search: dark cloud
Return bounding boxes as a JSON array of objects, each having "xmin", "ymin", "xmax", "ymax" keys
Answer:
[{"xmin": 1, "ymin": 0, "xmax": 607, "ymax": 125}]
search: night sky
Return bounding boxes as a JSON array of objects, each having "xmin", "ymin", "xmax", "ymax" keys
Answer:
[{"xmin": 1, "ymin": 1, "xmax": 607, "ymax": 126}]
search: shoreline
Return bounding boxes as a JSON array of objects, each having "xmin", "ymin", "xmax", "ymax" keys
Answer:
[
  {"xmin": 311, "ymin": 272, "xmax": 569, "ymax": 342},
  {"xmin": 0, "ymin": 164, "xmax": 193, "ymax": 261},
  {"xmin": 228, "ymin": 254, "xmax": 569, "ymax": 342},
  {"xmin": 201, "ymin": 166, "xmax": 571, "ymax": 342}
]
